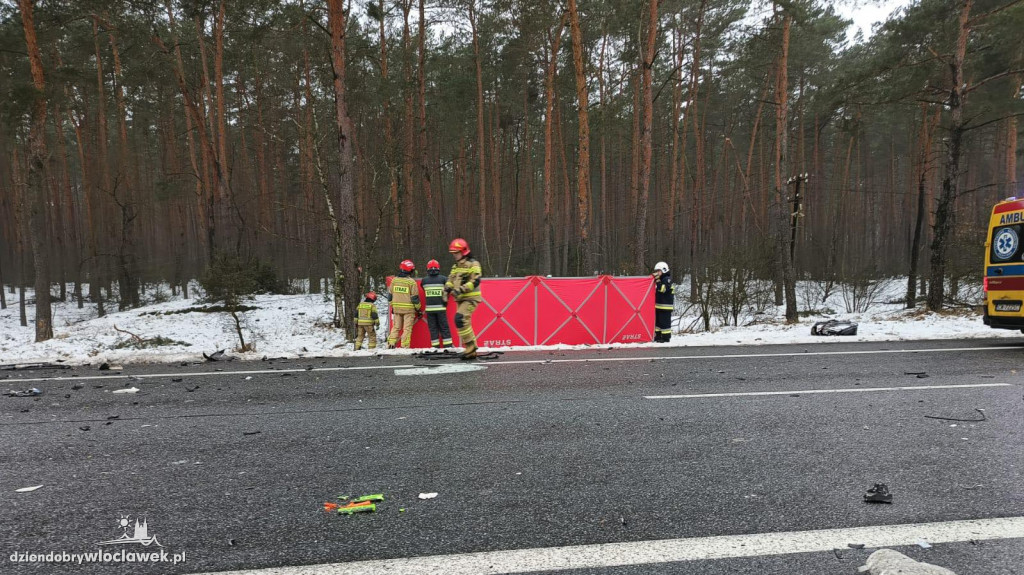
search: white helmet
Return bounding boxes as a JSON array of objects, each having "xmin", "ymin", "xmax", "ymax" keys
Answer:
[{"xmin": 654, "ymin": 262, "xmax": 669, "ymax": 274}]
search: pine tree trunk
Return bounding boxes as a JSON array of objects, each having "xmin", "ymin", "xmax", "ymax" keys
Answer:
[
  {"xmin": 686, "ymin": 1, "xmax": 707, "ymax": 295},
  {"xmin": 634, "ymin": 0, "xmax": 658, "ymax": 271},
  {"xmin": 630, "ymin": 68, "xmax": 641, "ymax": 270},
  {"xmin": 928, "ymin": 0, "xmax": 972, "ymax": 312},
  {"xmin": 51, "ymin": 88, "xmax": 77, "ymax": 307},
  {"xmin": 0, "ymin": 252, "xmax": 6, "ymax": 310},
  {"xmin": 214, "ymin": 0, "xmax": 234, "ymax": 254},
  {"xmin": 13, "ymin": 146, "xmax": 29, "ymax": 326},
  {"xmin": 773, "ymin": 10, "xmax": 797, "ymax": 323},
  {"xmin": 907, "ymin": 105, "xmax": 939, "ymax": 308},
  {"xmin": 252, "ymin": 73, "xmax": 271, "ymax": 250},
  {"xmin": 598, "ymin": 28, "xmax": 609, "ymax": 271},
  {"xmin": 302, "ymin": 48, "xmax": 318, "ymax": 283},
  {"xmin": 401, "ymin": 1, "xmax": 417, "ymax": 257},
  {"xmin": 417, "ymin": 0, "xmax": 437, "ymax": 242},
  {"xmin": 669, "ymin": 22, "xmax": 682, "ymax": 266},
  {"xmin": 18, "ymin": 0, "xmax": 53, "ymax": 341},
  {"xmin": 91, "ymin": 15, "xmax": 113, "ymax": 311},
  {"xmin": 541, "ymin": 18, "xmax": 565, "ymax": 276},
  {"xmin": 567, "ymin": 0, "xmax": 593, "ymax": 274},
  {"xmin": 20, "ymin": 285, "xmax": 28, "ymax": 327},
  {"xmin": 197, "ymin": 14, "xmax": 220, "ymax": 255},
  {"xmin": 490, "ymin": 100, "xmax": 503, "ymax": 271},
  {"xmin": 1008, "ymin": 72, "xmax": 1021, "ymax": 195},
  {"xmin": 69, "ymin": 105, "xmax": 104, "ymax": 316},
  {"xmin": 374, "ymin": 0, "xmax": 401, "ymax": 256},
  {"xmin": 469, "ymin": 0, "xmax": 489, "ymax": 266},
  {"xmin": 107, "ymin": 24, "xmax": 140, "ymax": 310},
  {"xmin": 555, "ymin": 96, "xmax": 572, "ymax": 275},
  {"xmin": 327, "ymin": 0, "xmax": 361, "ymax": 337}
]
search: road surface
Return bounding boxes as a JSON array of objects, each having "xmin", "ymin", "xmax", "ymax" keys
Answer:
[{"xmin": 2, "ymin": 339, "xmax": 1023, "ymax": 574}]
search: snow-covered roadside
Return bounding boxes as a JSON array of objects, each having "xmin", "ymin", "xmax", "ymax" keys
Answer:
[
  {"xmin": 0, "ymin": 281, "xmax": 1017, "ymax": 366},
  {"xmin": 665, "ymin": 276, "xmax": 1014, "ymax": 348},
  {"xmin": 0, "ymin": 288, "xmax": 353, "ymax": 366}
]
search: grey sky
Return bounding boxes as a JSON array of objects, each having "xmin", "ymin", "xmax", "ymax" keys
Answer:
[{"xmin": 833, "ymin": 0, "xmax": 915, "ymax": 42}]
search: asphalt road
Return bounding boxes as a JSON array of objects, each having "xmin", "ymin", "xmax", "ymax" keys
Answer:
[{"xmin": 2, "ymin": 339, "xmax": 1023, "ymax": 574}]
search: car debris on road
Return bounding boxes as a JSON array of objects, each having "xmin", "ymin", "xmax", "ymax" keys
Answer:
[
  {"xmin": 6, "ymin": 388, "xmax": 42, "ymax": 397},
  {"xmin": 863, "ymin": 483, "xmax": 893, "ymax": 504},
  {"xmin": 858, "ymin": 549, "xmax": 954, "ymax": 575},
  {"xmin": 811, "ymin": 319, "xmax": 858, "ymax": 336},
  {"xmin": 1, "ymin": 363, "xmax": 69, "ymax": 371},
  {"xmin": 925, "ymin": 408, "xmax": 986, "ymax": 422},
  {"xmin": 204, "ymin": 350, "xmax": 234, "ymax": 362},
  {"xmin": 324, "ymin": 493, "xmax": 385, "ymax": 515}
]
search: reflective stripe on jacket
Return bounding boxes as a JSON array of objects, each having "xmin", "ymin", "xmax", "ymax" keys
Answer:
[
  {"xmin": 389, "ymin": 276, "xmax": 420, "ymax": 311},
  {"xmin": 422, "ymin": 274, "xmax": 448, "ymax": 312},
  {"xmin": 446, "ymin": 257, "xmax": 482, "ymax": 303},
  {"xmin": 655, "ymin": 274, "xmax": 674, "ymax": 311},
  {"xmin": 356, "ymin": 301, "xmax": 379, "ymax": 325}
]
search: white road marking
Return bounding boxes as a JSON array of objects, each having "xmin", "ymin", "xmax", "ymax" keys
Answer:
[
  {"xmin": 6, "ymin": 364, "xmax": 419, "ymax": 384},
  {"xmin": 490, "ymin": 345, "xmax": 1019, "ymax": 367},
  {"xmin": 646, "ymin": 383, "xmax": 1013, "ymax": 399},
  {"xmin": 7, "ymin": 345, "xmax": 1019, "ymax": 384},
  {"xmin": 395, "ymin": 364, "xmax": 487, "ymax": 376},
  {"xmin": 189, "ymin": 516, "xmax": 1024, "ymax": 575}
]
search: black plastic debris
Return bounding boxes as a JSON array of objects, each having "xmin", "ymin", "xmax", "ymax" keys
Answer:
[
  {"xmin": 925, "ymin": 408, "xmax": 986, "ymax": 422},
  {"xmin": 863, "ymin": 483, "xmax": 893, "ymax": 504},
  {"xmin": 811, "ymin": 320, "xmax": 858, "ymax": 336},
  {"xmin": 203, "ymin": 350, "xmax": 233, "ymax": 362}
]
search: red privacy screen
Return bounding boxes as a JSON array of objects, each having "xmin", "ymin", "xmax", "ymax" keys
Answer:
[{"xmin": 385, "ymin": 275, "xmax": 655, "ymax": 349}]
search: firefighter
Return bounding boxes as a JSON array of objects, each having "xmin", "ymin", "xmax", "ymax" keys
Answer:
[
  {"xmin": 421, "ymin": 259, "xmax": 453, "ymax": 349},
  {"xmin": 386, "ymin": 259, "xmax": 420, "ymax": 348},
  {"xmin": 445, "ymin": 238, "xmax": 482, "ymax": 359},
  {"xmin": 653, "ymin": 261, "xmax": 674, "ymax": 343},
  {"xmin": 353, "ymin": 292, "xmax": 380, "ymax": 350}
]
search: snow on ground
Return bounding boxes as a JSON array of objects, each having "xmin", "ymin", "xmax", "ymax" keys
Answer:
[
  {"xmin": 663, "ymin": 276, "xmax": 1016, "ymax": 348},
  {"xmin": 0, "ymin": 285, "xmax": 355, "ymax": 366},
  {"xmin": 0, "ymin": 278, "xmax": 1017, "ymax": 366}
]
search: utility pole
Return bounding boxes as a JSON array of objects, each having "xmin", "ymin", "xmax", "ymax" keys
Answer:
[{"xmin": 789, "ymin": 173, "xmax": 808, "ymax": 262}]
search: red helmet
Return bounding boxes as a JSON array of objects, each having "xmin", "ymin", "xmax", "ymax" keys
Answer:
[
  {"xmin": 366, "ymin": 291, "xmax": 377, "ymax": 301},
  {"xmin": 448, "ymin": 238, "xmax": 470, "ymax": 256},
  {"xmin": 427, "ymin": 259, "xmax": 441, "ymax": 271},
  {"xmin": 399, "ymin": 259, "xmax": 415, "ymax": 272}
]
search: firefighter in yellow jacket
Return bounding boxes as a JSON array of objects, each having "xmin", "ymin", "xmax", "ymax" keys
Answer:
[
  {"xmin": 353, "ymin": 292, "xmax": 380, "ymax": 350},
  {"xmin": 387, "ymin": 260, "xmax": 420, "ymax": 348},
  {"xmin": 445, "ymin": 238, "xmax": 482, "ymax": 360}
]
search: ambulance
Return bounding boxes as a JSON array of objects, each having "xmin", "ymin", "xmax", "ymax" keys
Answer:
[{"xmin": 984, "ymin": 196, "xmax": 1024, "ymax": 331}]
